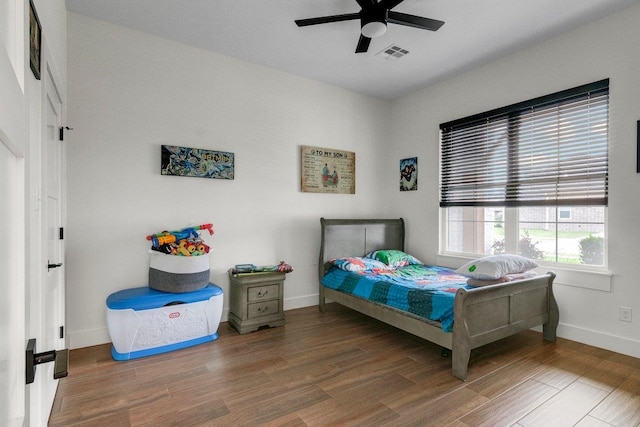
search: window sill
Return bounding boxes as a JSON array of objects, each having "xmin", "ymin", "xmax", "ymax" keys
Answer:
[{"xmin": 436, "ymin": 253, "xmax": 612, "ymax": 292}]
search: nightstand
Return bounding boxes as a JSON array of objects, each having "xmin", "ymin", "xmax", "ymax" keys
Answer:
[{"xmin": 228, "ymin": 270, "xmax": 286, "ymax": 334}]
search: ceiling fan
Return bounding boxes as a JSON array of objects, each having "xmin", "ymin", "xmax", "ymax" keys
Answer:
[{"xmin": 295, "ymin": 0, "xmax": 445, "ymax": 53}]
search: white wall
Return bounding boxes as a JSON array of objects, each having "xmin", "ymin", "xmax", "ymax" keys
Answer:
[
  {"xmin": 66, "ymin": 13, "xmax": 391, "ymax": 348},
  {"xmin": 387, "ymin": 3, "xmax": 640, "ymax": 357},
  {"xmin": 68, "ymin": 4, "xmax": 640, "ymax": 359}
]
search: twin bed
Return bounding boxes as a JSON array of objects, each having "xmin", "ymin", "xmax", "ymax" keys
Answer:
[{"xmin": 318, "ymin": 218, "xmax": 559, "ymax": 381}]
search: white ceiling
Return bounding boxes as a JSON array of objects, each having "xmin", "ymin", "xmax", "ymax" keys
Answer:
[{"xmin": 65, "ymin": 0, "xmax": 639, "ymax": 100}]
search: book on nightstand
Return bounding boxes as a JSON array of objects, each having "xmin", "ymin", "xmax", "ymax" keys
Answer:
[{"xmin": 233, "ymin": 264, "xmax": 256, "ymax": 274}]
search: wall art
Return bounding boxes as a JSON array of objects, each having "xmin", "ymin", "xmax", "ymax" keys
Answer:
[
  {"xmin": 29, "ymin": 0, "xmax": 41, "ymax": 80},
  {"xmin": 400, "ymin": 157, "xmax": 417, "ymax": 191},
  {"xmin": 161, "ymin": 145, "xmax": 234, "ymax": 179},
  {"xmin": 301, "ymin": 145, "xmax": 355, "ymax": 194}
]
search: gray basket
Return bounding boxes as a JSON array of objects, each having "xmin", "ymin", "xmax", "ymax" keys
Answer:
[
  {"xmin": 148, "ymin": 268, "xmax": 210, "ymax": 293},
  {"xmin": 148, "ymin": 251, "xmax": 210, "ymax": 293}
]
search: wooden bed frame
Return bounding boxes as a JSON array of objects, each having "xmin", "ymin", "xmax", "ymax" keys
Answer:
[{"xmin": 318, "ymin": 218, "xmax": 559, "ymax": 381}]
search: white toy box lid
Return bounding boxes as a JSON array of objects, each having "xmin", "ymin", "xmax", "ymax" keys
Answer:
[{"xmin": 106, "ymin": 284, "xmax": 222, "ymax": 311}]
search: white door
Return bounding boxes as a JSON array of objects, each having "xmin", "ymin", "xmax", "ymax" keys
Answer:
[
  {"xmin": 0, "ymin": 137, "xmax": 25, "ymax": 427},
  {"xmin": 2, "ymin": 3, "xmax": 65, "ymax": 425},
  {"xmin": 28, "ymin": 62, "xmax": 66, "ymax": 426},
  {"xmin": 43, "ymin": 66, "xmax": 65, "ymax": 411}
]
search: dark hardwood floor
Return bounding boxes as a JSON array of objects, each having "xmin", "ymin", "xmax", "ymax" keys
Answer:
[{"xmin": 50, "ymin": 304, "xmax": 640, "ymax": 426}]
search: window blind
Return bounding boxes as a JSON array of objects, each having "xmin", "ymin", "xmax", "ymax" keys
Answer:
[{"xmin": 440, "ymin": 79, "xmax": 609, "ymax": 208}]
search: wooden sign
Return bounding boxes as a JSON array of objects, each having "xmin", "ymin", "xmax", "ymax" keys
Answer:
[{"xmin": 301, "ymin": 145, "xmax": 355, "ymax": 194}]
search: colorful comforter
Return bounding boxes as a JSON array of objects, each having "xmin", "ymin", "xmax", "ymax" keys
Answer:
[{"xmin": 321, "ymin": 264, "xmax": 473, "ymax": 332}]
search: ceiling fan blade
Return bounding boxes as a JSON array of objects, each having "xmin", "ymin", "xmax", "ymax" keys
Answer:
[
  {"xmin": 355, "ymin": 35, "xmax": 371, "ymax": 53},
  {"xmin": 388, "ymin": 11, "xmax": 444, "ymax": 31},
  {"xmin": 295, "ymin": 13, "xmax": 360, "ymax": 27},
  {"xmin": 378, "ymin": 0, "xmax": 405, "ymax": 10}
]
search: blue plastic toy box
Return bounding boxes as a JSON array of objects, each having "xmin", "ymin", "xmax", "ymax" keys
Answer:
[{"xmin": 106, "ymin": 284, "xmax": 223, "ymax": 360}]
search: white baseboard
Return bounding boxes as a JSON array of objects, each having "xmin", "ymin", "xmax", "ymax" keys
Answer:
[
  {"xmin": 557, "ymin": 322, "xmax": 640, "ymax": 358},
  {"xmin": 284, "ymin": 294, "xmax": 318, "ymax": 311},
  {"xmin": 69, "ymin": 327, "xmax": 111, "ymax": 350}
]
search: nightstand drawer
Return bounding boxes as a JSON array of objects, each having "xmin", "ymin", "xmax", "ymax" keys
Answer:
[
  {"xmin": 247, "ymin": 299, "xmax": 280, "ymax": 319},
  {"xmin": 247, "ymin": 284, "xmax": 279, "ymax": 302}
]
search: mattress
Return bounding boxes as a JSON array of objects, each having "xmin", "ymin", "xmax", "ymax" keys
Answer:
[{"xmin": 322, "ymin": 264, "xmax": 473, "ymax": 332}]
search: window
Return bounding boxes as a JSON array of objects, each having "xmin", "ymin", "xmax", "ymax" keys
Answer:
[
  {"xmin": 559, "ymin": 208, "xmax": 571, "ymax": 219},
  {"xmin": 440, "ymin": 80, "xmax": 608, "ymax": 267}
]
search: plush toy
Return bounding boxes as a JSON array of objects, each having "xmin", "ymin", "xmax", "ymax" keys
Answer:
[{"xmin": 277, "ymin": 260, "xmax": 293, "ymax": 273}]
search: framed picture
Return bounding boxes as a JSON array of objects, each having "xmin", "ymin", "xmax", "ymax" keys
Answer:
[
  {"xmin": 301, "ymin": 145, "xmax": 355, "ymax": 194},
  {"xmin": 161, "ymin": 145, "xmax": 234, "ymax": 179},
  {"xmin": 400, "ymin": 157, "xmax": 417, "ymax": 191},
  {"xmin": 29, "ymin": 0, "xmax": 42, "ymax": 80}
]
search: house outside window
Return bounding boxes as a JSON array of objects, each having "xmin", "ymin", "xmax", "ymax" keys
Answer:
[{"xmin": 440, "ymin": 80, "xmax": 608, "ymax": 267}]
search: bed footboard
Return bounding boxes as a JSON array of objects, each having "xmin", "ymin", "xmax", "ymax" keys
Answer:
[{"xmin": 451, "ymin": 272, "xmax": 558, "ymax": 380}]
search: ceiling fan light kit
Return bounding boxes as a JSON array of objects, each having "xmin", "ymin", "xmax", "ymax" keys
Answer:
[
  {"xmin": 295, "ymin": 0, "xmax": 444, "ymax": 53},
  {"xmin": 361, "ymin": 20, "xmax": 387, "ymax": 38}
]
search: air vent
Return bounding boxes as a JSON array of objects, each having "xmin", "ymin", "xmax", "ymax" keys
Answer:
[{"xmin": 376, "ymin": 44, "xmax": 409, "ymax": 60}]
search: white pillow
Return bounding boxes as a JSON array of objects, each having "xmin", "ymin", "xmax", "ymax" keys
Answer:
[{"xmin": 454, "ymin": 254, "xmax": 538, "ymax": 280}]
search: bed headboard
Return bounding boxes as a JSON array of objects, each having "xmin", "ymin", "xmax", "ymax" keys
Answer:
[{"xmin": 318, "ymin": 218, "xmax": 405, "ymax": 281}]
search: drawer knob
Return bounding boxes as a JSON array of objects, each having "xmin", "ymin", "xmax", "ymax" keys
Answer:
[
  {"xmin": 257, "ymin": 290, "xmax": 269, "ymax": 298},
  {"xmin": 258, "ymin": 306, "xmax": 270, "ymax": 313}
]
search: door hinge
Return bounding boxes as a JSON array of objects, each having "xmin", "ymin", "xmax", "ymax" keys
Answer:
[
  {"xmin": 59, "ymin": 126, "xmax": 73, "ymax": 141},
  {"xmin": 59, "ymin": 227, "xmax": 64, "ymax": 240},
  {"xmin": 48, "ymin": 261, "xmax": 63, "ymax": 271},
  {"xmin": 59, "ymin": 326, "xmax": 64, "ymax": 339}
]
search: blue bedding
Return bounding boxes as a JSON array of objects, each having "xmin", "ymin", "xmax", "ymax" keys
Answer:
[{"xmin": 322, "ymin": 264, "xmax": 473, "ymax": 332}]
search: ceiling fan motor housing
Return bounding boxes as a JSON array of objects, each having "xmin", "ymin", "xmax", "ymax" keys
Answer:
[{"xmin": 360, "ymin": 9, "xmax": 388, "ymax": 38}]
